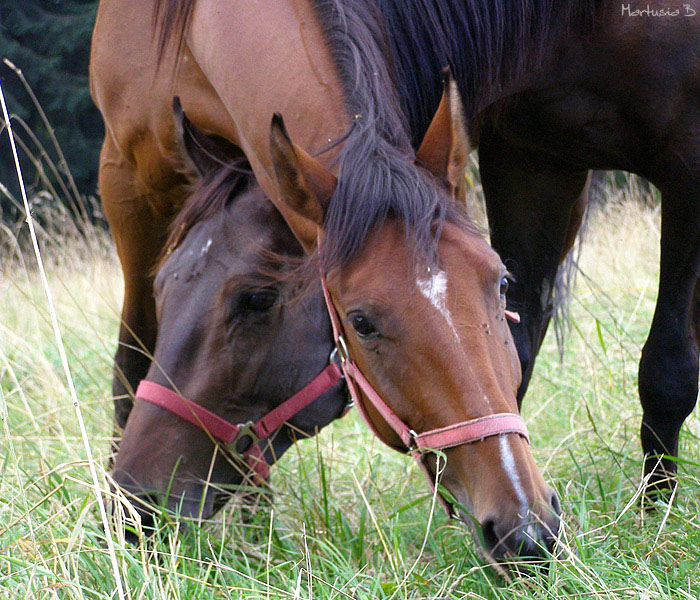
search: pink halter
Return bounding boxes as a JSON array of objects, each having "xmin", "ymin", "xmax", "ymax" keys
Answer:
[
  {"xmin": 134, "ymin": 276, "xmax": 527, "ymax": 516},
  {"xmin": 320, "ymin": 276, "xmax": 529, "ymax": 515},
  {"xmin": 135, "ymin": 361, "xmax": 344, "ymax": 483}
]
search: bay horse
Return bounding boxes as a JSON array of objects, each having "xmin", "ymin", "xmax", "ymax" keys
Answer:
[{"xmin": 111, "ymin": 102, "xmax": 349, "ymax": 533}]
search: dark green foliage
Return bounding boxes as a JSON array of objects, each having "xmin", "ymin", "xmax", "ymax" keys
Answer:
[{"xmin": 0, "ymin": 0, "xmax": 103, "ymax": 222}]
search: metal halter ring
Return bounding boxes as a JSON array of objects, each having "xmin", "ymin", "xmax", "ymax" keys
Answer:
[
  {"xmin": 230, "ymin": 420, "xmax": 259, "ymax": 453},
  {"xmin": 329, "ymin": 346, "xmax": 339, "ymax": 366},
  {"xmin": 335, "ymin": 335, "xmax": 350, "ymax": 364}
]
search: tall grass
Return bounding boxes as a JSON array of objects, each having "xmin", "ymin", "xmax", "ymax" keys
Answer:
[
  {"xmin": 1, "ymin": 83, "xmax": 699, "ymax": 598},
  {"xmin": 2, "ymin": 192, "xmax": 699, "ymax": 599}
]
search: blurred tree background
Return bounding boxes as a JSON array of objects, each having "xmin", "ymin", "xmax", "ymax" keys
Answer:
[{"xmin": 0, "ymin": 0, "xmax": 103, "ymax": 224}]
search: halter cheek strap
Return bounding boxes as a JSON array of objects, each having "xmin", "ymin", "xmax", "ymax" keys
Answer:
[
  {"xmin": 320, "ymin": 276, "xmax": 529, "ymax": 516},
  {"xmin": 135, "ymin": 361, "xmax": 344, "ymax": 483}
]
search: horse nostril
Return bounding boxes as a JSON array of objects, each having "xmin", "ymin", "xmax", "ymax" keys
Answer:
[
  {"xmin": 480, "ymin": 518, "xmax": 500, "ymax": 554},
  {"xmin": 481, "ymin": 516, "xmax": 531, "ymax": 559},
  {"xmin": 122, "ymin": 493, "xmax": 159, "ymax": 544},
  {"xmin": 481, "ymin": 515, "xmax": 558, "ymax": 560},
  {"xmin": 480, "ymin": 517, "xmax": 535, "ymax": 558},
  {"xmin": 550, "ymin": 489, "xmax": 561, "ymax": 516},
  {"xmin": 479, "ymin": 491, "xmax": 562, "ymax": 561}
]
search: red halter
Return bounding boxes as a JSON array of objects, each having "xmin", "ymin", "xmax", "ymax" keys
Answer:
[
  {"xmin": 320, "ymin": 276, "xmax": 529, "ymax": 516},
  {"xmin": 133, "ymin": 277, "xmax": 527, "ymax": 515},
  {"xmin": 135, "ymin": 361, "xmax": 344, "ymax": 482}
]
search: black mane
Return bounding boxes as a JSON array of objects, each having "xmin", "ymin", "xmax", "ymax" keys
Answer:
[{"xmin": 372, "ymin": 1, "xmax": 598, "ymax": 143}]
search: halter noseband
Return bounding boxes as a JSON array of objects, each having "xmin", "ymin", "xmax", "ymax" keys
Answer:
[
  {"xmin": 320, "ymin": 276, "xmax": 529, "ymax": 516},
  {"xmin": 135, "ymin": 360, "xmax": 344, "ymax": 483}
]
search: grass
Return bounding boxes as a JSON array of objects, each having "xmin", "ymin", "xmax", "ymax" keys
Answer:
[{"xmin": 1, "ymin": 186, "xmax": 700, "ymax": 597}]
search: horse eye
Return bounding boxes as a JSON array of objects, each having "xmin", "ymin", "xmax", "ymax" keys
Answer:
[
  {"xmin": 349, "ymin": 313, "xmax": 377, "ymax": 338},
  {"xmin": 239, "ymin": 289, "xmax": 278, "ymax": 312},
  {"xmin": 499, "ymin": 276, "xmax": 509, "ymax": 298}
]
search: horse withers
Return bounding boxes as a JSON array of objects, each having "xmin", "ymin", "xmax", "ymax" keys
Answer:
[{"xmin": 111, "ymin": 104, "xmax": 349, "ymax": 535}]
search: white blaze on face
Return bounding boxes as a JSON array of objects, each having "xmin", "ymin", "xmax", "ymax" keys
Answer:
[
  {"xmin": 201, "ymin": 238, "xmax": 213, "ymax": 255},
  {"xmin": 415, "ymin": 266, "xmax": 490, "ymax": 409},
  {"xmin": 418, "ymin": 270, "xmax": 532, "ymax": 528},
  {"xmin": 416, "ymin": 268, "xmax": 460, "ymax": 341},
  {"xmin": 499, "ymin": 434, "xmax": 529, "ymax": 517}
]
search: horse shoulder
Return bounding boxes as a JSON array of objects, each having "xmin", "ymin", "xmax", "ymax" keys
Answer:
[{"xmin": 187, "ymin": 0, "xmax": 350, "ymax": 197}]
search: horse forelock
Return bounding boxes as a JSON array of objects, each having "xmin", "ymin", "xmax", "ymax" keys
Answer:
[
  {"xmin": 320, "ymin": 135, "xmax": 473, "ymax": 272},
  {"xmin": 154, "ymin": 160, "xmax": 251, "ymax": 273},
  {"xmin": 311, "ymin": 0, "xmax": 476, "ymax": 272}
]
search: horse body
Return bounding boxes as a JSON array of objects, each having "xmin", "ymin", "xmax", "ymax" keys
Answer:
[
  {"xmin": 90, "ymin": 0, "xmax": 347, "ymax": 196},
  {"xmin": 472, "ymin": 2, "xmax": 700, "ymax": 491}
]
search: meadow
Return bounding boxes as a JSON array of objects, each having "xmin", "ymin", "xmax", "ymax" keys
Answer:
[{"xmin": 1, "ymin": 175, "xmax": 699, "ymax": 599}]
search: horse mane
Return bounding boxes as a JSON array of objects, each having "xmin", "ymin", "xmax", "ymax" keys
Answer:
[
  {"xmin": 155, "ymin": 159, "xmax": 251, "ymax": 272},
  {"xmin": 367, "ymin": 0, "xmax": 598, "ymax": 141},
  {"xmin": 153, "ymin": 0, "xmax": 197, "ymax": 64}
]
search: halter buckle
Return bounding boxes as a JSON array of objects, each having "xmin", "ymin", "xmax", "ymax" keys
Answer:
[{"xmin": 229, "ymin": 420, "xmax": 259, "ymax": 453}]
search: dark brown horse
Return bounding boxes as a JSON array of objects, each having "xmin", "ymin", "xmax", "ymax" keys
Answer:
[
  {"xmin": 111, "ymin": 104, "xmax": 349, "ymax": 533},
  {"xmin": 90, "ymin": 0, "xmax": 699, "ymax": 561}
]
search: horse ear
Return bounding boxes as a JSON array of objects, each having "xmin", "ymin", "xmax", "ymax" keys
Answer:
[
  {"xmin": 269, "ymin": 113, "xmax": 337, "ymax": 253},
  {"xmin": 415, "ymin": 70, "xmax": 472, "ymax": 198},
  {"xmin": 172, "ymin": 96, "xmax": 243, "ymax": 178}
]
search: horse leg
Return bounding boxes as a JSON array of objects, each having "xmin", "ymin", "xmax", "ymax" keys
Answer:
[
  {"xmin": 479, "ymin": 132, "xmax": 590, "ymax": 404},
  {"xmin": 638, "ymin": 175, "xmax": 700, "ymax": 496},
  {"xmin": 99, "ymin": 139, "xmax": 171, "ymax": 433}
]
